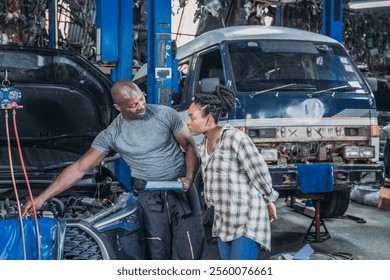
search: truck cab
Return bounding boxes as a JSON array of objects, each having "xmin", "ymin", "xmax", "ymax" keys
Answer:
[{"xmin": 133, "ymin": 25, "xmax": 384, "ymax": 218}]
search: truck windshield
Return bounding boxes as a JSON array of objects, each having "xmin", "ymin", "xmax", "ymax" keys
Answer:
[{"xmin": 228, "ymin": 40, "xmax": 368, "ymax": 93}]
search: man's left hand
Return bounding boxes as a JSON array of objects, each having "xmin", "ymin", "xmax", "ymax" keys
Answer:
[{"xmin": 178, "ymin": 177, "xmax": 191, "ymax": 191}]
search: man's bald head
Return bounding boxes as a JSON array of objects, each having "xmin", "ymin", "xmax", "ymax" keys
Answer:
[{"xmin": 111, "ymin": 79, "xmax": 143, "ymax": 104}]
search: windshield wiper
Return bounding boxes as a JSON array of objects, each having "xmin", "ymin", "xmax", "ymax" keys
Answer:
[
  {"xmin": 249, "ymin": 83, "xmax": 297, "ymax": 98},
  {"xmin": 309, "ymin": 85, "xmax": 366, "ymax": 97}
]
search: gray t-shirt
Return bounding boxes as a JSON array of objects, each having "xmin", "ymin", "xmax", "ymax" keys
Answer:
[{"xmin": 92, "ymin": 104, "xmax": 186, "ymax": 181}]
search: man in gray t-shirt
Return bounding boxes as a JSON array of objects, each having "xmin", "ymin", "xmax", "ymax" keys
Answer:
[
  {"xmin": 92, "ymin": 103, "xmax": 185, "ymax": 181},
  {"xmin": 24, "ymin": 79, "xmax": 206, "ymax": 260}
]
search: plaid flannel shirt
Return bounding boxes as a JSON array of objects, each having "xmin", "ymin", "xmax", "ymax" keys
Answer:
[{"xmin": 199, "ymin": 124, "xmax": 279, "ymax": 251}]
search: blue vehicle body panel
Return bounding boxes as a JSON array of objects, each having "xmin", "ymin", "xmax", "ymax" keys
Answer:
[{"xmin": 233, "ymin": 93, "xmax": 376, "ymax": 120}]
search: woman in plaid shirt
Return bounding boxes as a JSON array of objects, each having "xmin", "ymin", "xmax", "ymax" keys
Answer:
[{"xmin": 187, "ymin": 85, "xmax": 279, "ymax": 260}]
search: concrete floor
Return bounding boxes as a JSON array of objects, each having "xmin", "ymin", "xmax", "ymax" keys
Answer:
[{"xmin": 204, "ymin": 198, "xmax": 390, "ymax": 260}]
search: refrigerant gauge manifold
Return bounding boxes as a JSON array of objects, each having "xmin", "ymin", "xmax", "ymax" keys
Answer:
[{"xmin": 0, "ymin": 87, "xmax": 23, "ymax": 109}]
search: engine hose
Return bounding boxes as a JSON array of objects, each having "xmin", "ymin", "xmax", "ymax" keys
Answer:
[
  {"xmin": 12, "ymin": 109, "xmax": 41, "ymax": 260},
  {"xmin": 5, "ymin": 110, "xmax": 27, "ymax": 260},
  {"xmin": 47, "ymin": 197, "xmax": 65, "ymax": 217}
]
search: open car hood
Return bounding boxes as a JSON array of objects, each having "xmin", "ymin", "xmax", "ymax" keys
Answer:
[{"xmin": 0, "ymin": 45, "xmax": 115, "ymax": 168}]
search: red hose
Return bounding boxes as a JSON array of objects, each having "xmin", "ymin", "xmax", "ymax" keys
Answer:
[
  {"xmin": 12, "ymin": 109, "xmax": 41, "ymax": 260},
  {"xmin": 5, "ymin": 110, "xmax": 27, "ymax": 259}
]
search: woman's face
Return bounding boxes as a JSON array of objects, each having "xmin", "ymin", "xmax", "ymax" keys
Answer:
[{"xmin": 187, "ymin": 103, "xmax": 210, "ymax": 136}]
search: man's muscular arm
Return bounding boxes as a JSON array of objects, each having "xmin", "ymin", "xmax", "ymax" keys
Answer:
[
  {"xmin": 23, "ymin": 148, "xmax": 106, "ymax": 216},
  {"xmin": 175, "ymin": 127, "xmax": 199, "ymax": 190}
]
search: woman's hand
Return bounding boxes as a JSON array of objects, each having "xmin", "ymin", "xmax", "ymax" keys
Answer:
[{"xmin": 267, "ymin": 202, "xmax": 278, "ymax": 223}]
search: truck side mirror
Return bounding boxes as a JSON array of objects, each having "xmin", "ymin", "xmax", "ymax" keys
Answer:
[
  {"xmin": 366, "ymin": 77, "xmax": 378, "ymax": 92},
  {"xmin": 200, "ymin": 77, "xmax": 221, "ymax": 93}
]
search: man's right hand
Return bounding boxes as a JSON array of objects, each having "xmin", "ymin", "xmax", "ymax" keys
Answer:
[
  {"xmin": 22, "ymin": 196, "xmax": 45, "ymax": 217},
  {"xmin": 22, "ymin": 148, "xmax": 107, "ymax": 217}
]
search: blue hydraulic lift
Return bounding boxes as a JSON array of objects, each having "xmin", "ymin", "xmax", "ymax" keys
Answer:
[
  {"xmin": 146, "ymin": 0, "xmax": 178, "ymax": 105},
  {"xmin": 95, "ymin": 0, "xmax": 177, "ymax": 189},
  {"xmin": 322, "ymin": 0, "xmax": 343, "ymax": 43}
]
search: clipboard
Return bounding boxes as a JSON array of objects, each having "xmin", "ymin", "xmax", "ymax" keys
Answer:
[{"xmin": 144, "ymin": 181, "xmax": 184, "ymax": 191}]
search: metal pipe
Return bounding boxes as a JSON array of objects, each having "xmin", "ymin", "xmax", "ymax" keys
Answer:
[{"xmin": 48, "ymin": 0, "xmax": 58, "ymax": 48}]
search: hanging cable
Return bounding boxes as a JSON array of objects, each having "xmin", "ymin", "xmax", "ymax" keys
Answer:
[
  {"xmin": 174, "ymin": 2, "xmax": 186, "ymax": 42},
  {"xmin": 12, "ymin": 106, "xmax": 41, "ymax": 260},
  {"xmin": 4, "ymin": 109, "xmax": 27, "ymax": 260}
]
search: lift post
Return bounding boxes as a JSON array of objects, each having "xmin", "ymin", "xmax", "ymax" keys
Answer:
[
  {"xmin": 96, "ymin": 0, "xmax": 133, "ymax": 81},
  {"xmin": 96, "ymin": 0, "xmax": 134, "ymax": 188},
  {"xmin": 147, "ymin": 0, "xmax": 178, "ymax": 106},
  {"xmin": 322, "ymin": 0, "xmax": 343, "ymax": 43}
]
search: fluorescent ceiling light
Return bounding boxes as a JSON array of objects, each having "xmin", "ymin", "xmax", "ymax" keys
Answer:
[{"xmin": 349, "ymin": 1, "xmax": 390, "ymax": 9}]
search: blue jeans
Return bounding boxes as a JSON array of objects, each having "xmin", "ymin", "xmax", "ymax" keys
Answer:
[{"xmin": 217, "ymin": 236, "xmax": 260, "ymax": 260}]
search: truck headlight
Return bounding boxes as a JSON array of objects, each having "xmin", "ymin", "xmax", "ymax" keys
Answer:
[
  {"xmin": 261, "ymin": 149, "xmax": 278, "ymax": 161},
  {"xmin": 344, "ymin": 146, "xmax": 374, "ymax": 159},
  {"xmin": 247, "ymin": 128, "xmax": 276, "ymax": 138}
]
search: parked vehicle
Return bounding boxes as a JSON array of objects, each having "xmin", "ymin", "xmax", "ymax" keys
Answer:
[
  {"xmin": 0, "ymin": 45, "xmax": 144, "ymax": 260},
  {"xmin": 134, "ymin": 25, "xmax": 384, "ymax": 219}
]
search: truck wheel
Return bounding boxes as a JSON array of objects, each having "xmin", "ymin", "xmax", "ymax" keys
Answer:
[{"xmin": 320, "ymin": 189, "xmax": 351, "ymax": 218}]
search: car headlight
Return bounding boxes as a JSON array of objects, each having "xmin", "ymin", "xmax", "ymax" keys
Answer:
[
  {"xmin": 261, "ymin": 149, "xmax": 278, "ymax": 161},
  {"xmin": 344, "ymin": 146, "xmax": 374, "ymax": 159}
]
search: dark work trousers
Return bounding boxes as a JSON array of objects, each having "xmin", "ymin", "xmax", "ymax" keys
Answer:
[{"xmin": 132, "ymin": 178, "xmax": 207, "ymax": 260}]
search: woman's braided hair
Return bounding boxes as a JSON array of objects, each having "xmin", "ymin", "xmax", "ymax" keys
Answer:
[{"xmin": 193, "ymin": 84, "xmax": 235, "ymax": 123}]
